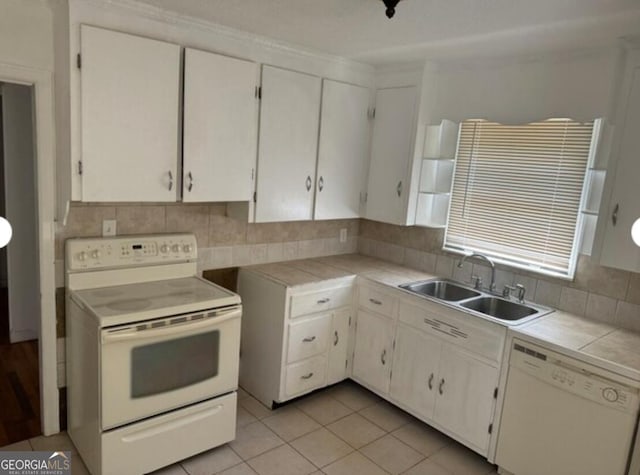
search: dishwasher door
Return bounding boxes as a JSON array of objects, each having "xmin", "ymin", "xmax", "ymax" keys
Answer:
[{"xmin": 495, "ymin": 341, "xmax": 640, "ymax": 475}]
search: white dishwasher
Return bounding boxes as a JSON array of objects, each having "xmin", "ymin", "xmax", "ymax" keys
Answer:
[{"xmin": 495, "ymin": 339, "xmax": 640, "ymax": 475}]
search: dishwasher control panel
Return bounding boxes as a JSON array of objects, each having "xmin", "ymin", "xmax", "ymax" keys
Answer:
[{"xmin": 510, "ymin": 340, "xmax": 640, "ymax": 413}]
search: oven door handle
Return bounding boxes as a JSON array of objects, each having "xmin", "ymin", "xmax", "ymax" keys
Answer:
[{"xmin": 102, "ymin": 307, "xmax": 241, "ymax": 344}]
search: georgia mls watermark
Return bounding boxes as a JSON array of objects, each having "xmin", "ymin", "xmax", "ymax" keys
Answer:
[{"xmin": 0, "ymin": 451, "xmax": 71, "ymax": 475}]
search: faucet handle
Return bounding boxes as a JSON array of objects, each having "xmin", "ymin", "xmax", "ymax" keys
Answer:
[
  {"xmin": 471, "ymin": 275, "xmax": 483, "ymax": 290},
  {"xmin": 503, "ymin": 284, "xmax": 516, "ymax": 299},
  {"xmin": 515, "ymin": 284, "xmax": 526, "ymax": 303}
]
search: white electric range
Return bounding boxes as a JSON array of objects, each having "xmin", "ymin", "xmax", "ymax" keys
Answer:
[{"xmin": 65, "ymin": 234, "xmax": 241, "ymax": 475}]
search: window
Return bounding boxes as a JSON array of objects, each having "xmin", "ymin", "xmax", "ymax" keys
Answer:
[{"xmin": 444, "ymin": 118, "xmax": 600, "ymax": 279}]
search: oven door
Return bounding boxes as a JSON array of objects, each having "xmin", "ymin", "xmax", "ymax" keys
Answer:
[{"xmin": 100, "ymin": 306, "xmax": 241, "ymax": 430}]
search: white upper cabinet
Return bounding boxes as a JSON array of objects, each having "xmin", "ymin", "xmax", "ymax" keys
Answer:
[
  {"xmin": 315, "ymin": 80, "xmax": 370, "ymax": 220},
  {"xmin": 80, "ymin": 25, "xmax": 181, "ymax": 202},
  {"xmin": 183, "ymin": 48, "xmax": 259, "ymax": 202},
  {"xmin": 597, "ymin": 50, "xmax": 640, "ymax": 272},
  {"xmin": 255, "ymin": 66, "xmax": 322, "ymax": 222},
  {"xmin": 365, "ymin": 86, "xmax": 418, "ymax": 225}
]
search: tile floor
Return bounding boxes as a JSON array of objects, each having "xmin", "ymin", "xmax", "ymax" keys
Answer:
[{"xmin": 0, "ymin": 381, "xmax": 499, "ymax": 475}]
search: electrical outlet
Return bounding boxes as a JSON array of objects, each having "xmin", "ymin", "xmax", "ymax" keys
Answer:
[
  {"xmin": 103, "ymin": 220, "xmax": 116, "ymax": 237},
  {"xmin": 339, "ymin": 228, "xmax": 347, "ymax": 243}
]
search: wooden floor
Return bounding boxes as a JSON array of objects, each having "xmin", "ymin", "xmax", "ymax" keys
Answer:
[{"xmin": 0, "ymin": 288, "xmax": 41, "ymax": 446}]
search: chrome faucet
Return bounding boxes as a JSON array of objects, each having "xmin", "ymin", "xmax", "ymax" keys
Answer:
[{"xmin": 457, "ymin": 253, "xmax": 496, "ymax": 292}]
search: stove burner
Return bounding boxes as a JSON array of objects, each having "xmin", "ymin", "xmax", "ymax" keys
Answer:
[
  {"xmin": 107, "ymin": 299, "xmax": 152, "ymax": 312},
  {"xmin": 94, "ymin": 288, "xmax": 124, "ymax": 298}
]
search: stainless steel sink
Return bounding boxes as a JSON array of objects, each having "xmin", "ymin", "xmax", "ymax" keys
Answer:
[
  {"xmin": 459, "ymin": 296, "xmax": 538, "ymax": 321},
  {"xmin": 398, "ymin": 278, "xmax": 552, "ymax": 325},
  {"xmin": 399, "ymin": 280, "xmax": 481, "ymax": 302}
]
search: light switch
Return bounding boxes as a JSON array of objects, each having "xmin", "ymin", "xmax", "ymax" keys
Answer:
[{"xmin": 103, "ymin": 220, "xmax": 116, "ymax": 237}]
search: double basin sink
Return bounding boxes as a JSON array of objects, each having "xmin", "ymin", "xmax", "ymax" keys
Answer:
[{"xmin": 399, "ymin": 278, "xmax": 552, "ymax": 325}]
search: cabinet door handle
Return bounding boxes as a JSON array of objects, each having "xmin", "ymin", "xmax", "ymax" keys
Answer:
[
  {"xmin": 187, "ymin": 172, "xmax": 194, "ymax": 192},
  {"xmin": 302, "ymin": 336, "xmax": 316, "ymax": 343},
  {"xmin": 317, "ymin": 298, "xmax": 330, "ymax": 304},
  {"xmin": 396, "ymin": 180, "xmax": 402, "ymax": 197},
  {"xmin": 428, "ymin": 373, "xmax": 434, "ymax": 390},
  {"xmin": 612, "ymin": 203, "xmax": 619, "ymax": 226},
  {"xmin": 439, "ymin": 378, "xmax": 445, "ymax": 395},
  {"xmin": 301, "ymin": 372, "xmax": 314, "ymax": 380},
  {"xmin": 369, "ymin": 298, "xmax": 382, "ymax": 305},
  {"xmin": 306, "ymin": 175, "xmax": 312, "ymax": 191},
  {"xmin": 318, "ymin": 176, "xmax": 324, "ymax": 192},
  {"xmin": 381, "ymin": 349, "xmax": 387, "ymax": 365},
  {"xmin": 334, "ymin": 330, "xmax": 339, "ymax": 346},
  {"xmin": 168, "ymin": 171, "xmax": 173, "ymax": 191}
]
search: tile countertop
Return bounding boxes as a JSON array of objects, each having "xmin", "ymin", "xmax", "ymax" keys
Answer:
[{"xmin": 242, "ymin": 254, "xmax": 640, "ymax": 381}]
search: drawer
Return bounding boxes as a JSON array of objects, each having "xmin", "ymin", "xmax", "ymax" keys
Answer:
[
  {"xmin": 102, "ymin": 393, "xmax": 236, "ymax": 475},
  {"xmin": 358, "ymin": 284, "xmax": 397, "ymax": 318},
  {"xmin": 399, "ymin": 299, "xmax": 506, "ymax": 362},
  {"xmin": 285, "ymin": 355, "xmax": 327, "ymax": 398},
  {"xmin": 290, "ymin": 286, "xmax": 352, "ymax": 318},
  {"xmin": 287, "ymin": 313, "xmax": 332, "ymax": 363}
]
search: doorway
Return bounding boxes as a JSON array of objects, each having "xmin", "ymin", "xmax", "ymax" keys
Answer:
[{"xmin": 0, "ymin": 82, "xmax": 41, "ymax": 446}]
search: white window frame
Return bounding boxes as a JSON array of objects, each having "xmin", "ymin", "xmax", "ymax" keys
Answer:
[{"xmin": 443, "ymin": 118, "xmax": 603, "ymax": 280}]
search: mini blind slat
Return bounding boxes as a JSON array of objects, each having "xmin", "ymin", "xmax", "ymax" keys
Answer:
[{"xmin": 444, "ymin": 118, "xmax": 594, "ymax": 278}]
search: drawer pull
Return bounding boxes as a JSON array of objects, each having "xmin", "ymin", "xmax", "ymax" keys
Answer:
[
  {"xmin": 439, "ymin": 378, "xmax": 445, "ymax": 395},
  {"xmin": 428, "ymin": 373, "xmax": 434, "ymax": 390},
  {"xmin": 317, "ymin": 298, "xmax": 331, "ymax": 304},
  {"xmin": 302, "ymin": 336, "xmax": 316, "ymax": 343},
  {"xmin": 334, "ymin": 330, "xmax": 339, "ymax": 346},
  {"xmin": 381, "ymin": 349, "xmax": 387, "ymax": 365},
  {"xmin": 301, "ymin": 372, "xmax": 314, "ymax": 380},
  {"xmin": 369, "ymin": 298, "xmax": 382, "ymax": 305}
]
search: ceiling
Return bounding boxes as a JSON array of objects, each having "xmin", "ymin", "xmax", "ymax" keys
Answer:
[{"xmin": 135, "ymin": 0, "xmax": 640, "ymax": 64}]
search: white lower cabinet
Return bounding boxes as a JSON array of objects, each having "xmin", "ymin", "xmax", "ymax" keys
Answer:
[
  {"xmin": 389, "ymin": 325, "xmax": 441, "ymax": 419},
  {"xmin": 352, "ymin": 309, "xmax": 395, "ymax": 394},
  {"xmin": 237, "ymin": 269, "xmax": 354, "ymax": 407},
  {"xmin": 432, "ymin": 345, "xmax": 499, "ymax": 451},
  {"xmin": 328, "ymin": 308, "xmax": 351, "ymax": 385},
  {"xmin": 353, "ymin": 287, "xmax": 505, "ymax": 457}
]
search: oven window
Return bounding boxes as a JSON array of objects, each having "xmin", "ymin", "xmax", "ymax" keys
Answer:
[{"xmin": 131, "ymin": 330, "xmax": 220, "ymax": 398}]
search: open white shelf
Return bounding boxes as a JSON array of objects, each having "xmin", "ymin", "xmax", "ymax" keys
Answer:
[
  {"xmin": 416, "ymin": 120, "xmax": 460, "ymax": 228},
  {"xmin": 415, "ymin": 193, "xmax": 450, "ymax": 228}
]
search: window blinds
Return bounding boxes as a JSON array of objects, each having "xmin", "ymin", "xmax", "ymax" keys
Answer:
[{"xmin": 444, "ymin": 119, "xmax": 597, "ymax": 279}]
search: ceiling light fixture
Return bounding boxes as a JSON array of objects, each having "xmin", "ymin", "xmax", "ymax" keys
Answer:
[{"xmin": 382, "ymin": 0, "xmax": 402, "ymax": 19}]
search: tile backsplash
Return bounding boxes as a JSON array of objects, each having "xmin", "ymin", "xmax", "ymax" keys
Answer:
[
  {"xmin": 55, "ymin": 202, "xmax": 359, "ymax": 282},
  {"xmin": 358, "ymin": 219, "xmax": 640, "ymax": 332}
]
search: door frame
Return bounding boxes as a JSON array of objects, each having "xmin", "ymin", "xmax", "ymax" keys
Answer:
[{"xmin": 0, "ymin": 61, "xmax": 58, "ymax": 436}]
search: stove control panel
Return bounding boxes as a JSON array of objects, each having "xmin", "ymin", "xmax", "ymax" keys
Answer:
[{"xmin": 66, "ymin": 234, "xmax": 198, "ymax": 271}]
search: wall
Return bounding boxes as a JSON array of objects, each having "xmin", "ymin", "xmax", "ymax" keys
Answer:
[
  {"xmin": 423, "ymin": 48, "xmax": 621, "ymax": 125},
  {"xmin": 2, "ymin": 83, "xmax": 39, "ymax": 342}
]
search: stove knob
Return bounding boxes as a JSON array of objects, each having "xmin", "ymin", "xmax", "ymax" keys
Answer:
[
  {"xmin": 91, "ymin": 250, "xmax": 101, "ymax": 259},
  {"xmin": 78, "ymin": 251, "xmax": 87, "ymax": 261},
  {"xmin": 171, "ymin": 244, "xmax": 180, "ymax": 253},
  {"xmin": 183, "ymin": 244, "xmax": 193, "ymax": 253},
  {"xmin": 603, "ymin": 387, "xmax": 619, "ymax": 403},
  {"xmin": 160, "ymin": 244, "xmax": 169, "ymax": 254}
]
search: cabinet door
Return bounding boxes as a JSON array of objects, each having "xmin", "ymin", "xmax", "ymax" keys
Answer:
[
  {"xmin": 327, "ymin": 308, "xmax": 351, "ymax": 385},
  {"xmin": 255, "ymin": 66, "xmax": 321, "ymax": 222},
  {"xmin": 315, "ymin": 80, "xmax": 370, "ymax": 220},
  {"xmin": 599, "ymin": 64, "xmax": 640, "ymax": 271},
  {"xmin": 365, "ymin": 87, "xmax": 417, "ymax": 225},
  {"xmin": 433, "ymin": 345, "xmax": 498, "ymax": 453},
  {"xmin": 183, "ymin": 48, "xmax": 259, "ymax": 202},
  {"xmin": 80, "ymin": 25, "xmax": 180, "ymax": 202},
  {"xmin": 352, "ymin": 309, "xmax": 394, "ymax": 394},
  {"xmin": 389, "ymin": 325, "xmax": 441, "ymax": 420}
]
